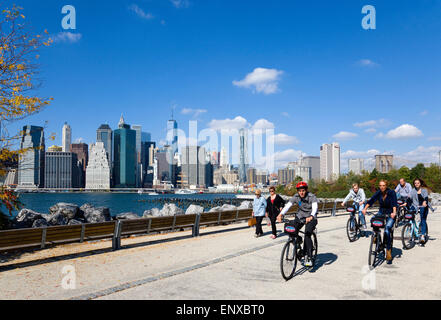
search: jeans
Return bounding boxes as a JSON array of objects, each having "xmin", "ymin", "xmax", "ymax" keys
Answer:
[
  {"xmin": 419, "ymin": 206, "xmax": 429, "ymax": 236},
  {"xmin": 358, "ymin": 204, "xmax": 366, "ymax": 226},
  {"xmin": 351, "ymin": 203, "xmax": 366, "ymax": 227},
  {"xmin": 383, "ymin": 216, "xmax": 395, "ymax": 250}
]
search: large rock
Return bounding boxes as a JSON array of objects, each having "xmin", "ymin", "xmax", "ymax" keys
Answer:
[
  {"xmin": 115, "ymin": 212, "xmax": 140, "ymax": 220},
  {"xmin": 238, "ymin": 201, "xmax": 252, "ymax": 210},
  {"xmin": 32, "ymin": 219, "xmax": 49, "ymax": 228},
  {"xmin": 430, "ymin": 193, "xmax": 441, "ymax": 206},
  {"xmin": 68, "ymin": 219, "xmax": 83, "ymax": 226},
  {"xmin": 220, "ymin": 204, "xmax": 237, "ymax": 212},
  {"xmin": 14, "ymin": 209, "xmax": 44, "ymax": 228},
  {"xmin": 208, "ymin": 206, "xmax": 222, "ymax": 213},
  {"xmin": 143, "ymin": 208, "xmax": 161, "ymax": 217},
  {"xmin": 49, "ymin": 203, "xmax": 81, "ymax": 220},
  {"xmin": 80, "ymin": 204, "xmax": 111, "ymax": 223},
  {"xmin": 47, "ymin": 212, "xmax": 69, "ymax": 226},
  {"xmin": 160, "ymin": 203, "xmax": 185, "ymax": 216},
  {"xmin": 185, "ymin": 204, "xmax": 204, "ymax": 215}
]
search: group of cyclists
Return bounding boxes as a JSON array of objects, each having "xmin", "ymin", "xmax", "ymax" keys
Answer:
[{"xmin": 260, "ymin": 177, "xmax": 432, "ymax": 269}]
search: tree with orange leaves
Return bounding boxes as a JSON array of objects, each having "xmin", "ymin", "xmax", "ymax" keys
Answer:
[{"xmin": 0, "ymin": 4, "xmax": 53, "ymax": 228}]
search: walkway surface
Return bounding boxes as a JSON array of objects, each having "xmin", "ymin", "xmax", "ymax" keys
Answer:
[{"xmin": 1, "ymin": 207, "xmax": 440, "ymax": 300}]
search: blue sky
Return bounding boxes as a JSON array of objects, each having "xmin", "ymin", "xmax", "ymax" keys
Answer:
[{"xmin": 7, "ymin": 0, "xmax": 441, "ymax": 171}]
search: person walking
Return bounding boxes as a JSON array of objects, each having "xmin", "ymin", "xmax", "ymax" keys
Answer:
[
  {"xmin": 266, "ymin": 186, "xmax": 285, "ymax": 239},
  {"xmin": 252, "ymin": 189, "xmax": 267, "ymax": 238},
  {"xmin": 410, "ymin": 178, "xmax": 430, "ymax": 244}
]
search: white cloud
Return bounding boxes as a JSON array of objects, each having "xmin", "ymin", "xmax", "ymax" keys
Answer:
[
  {"xmin": 333, "ymin": 131, "xmax": 358, "ymax": 141},
  {"xmin": 383, "ymin": 124, "xmax": 423, "ymax": 139},
  {"xmin": 170, "ymin": 0, "xmax": 190, "ymax": 8},
  {"xmin": 420, "ymin": 110, "xmax": 429, "ymax": 116},
  {"xmin": 281, "ymin": 112, "xmax": 290, "ymax": 117},
  {"xmin": 129, "ymin": 4, "xmax": 154, "ymax": 20},
  {"xmin": 341, "ymin": 149, "xmax": 381, "ymax": 159},
  {"xmin": 208, "ymin": 116, "xmax": 249, "ymax": 132},
  {"xmin": 273, "ymin": 133, "xmax": 300, "ymax": 145},
  {"xmin": 233, "ymin": 67, "xmax": 284, "ymax": 95},
  {"xmin": 53, "ymin": 32, "xmax": 82, "ymax": 43},
  {"xmin": 428, "ymin": 136, "xmax": 441, "ymax": 142},
  {"xmin": 401, "ymin": 146, "xmax": 441, "ymax": 164},
  {"xmin": 357, "ymin": 59, "xmax": 379, "ymax": 67},
  {"xmin": 365, "ymin": 128, "xmax": 377, "ymax": 134},
  {"xmin": 181, "ymin": 108, "xmax": 207, "ymax": 117},
  {"xmin": 252, "ymin": 119, "xmax": 274, "ymax": 131},
  {"xmin": 354, "ymin": 118, "xmax": 388, "ymax": 128}
]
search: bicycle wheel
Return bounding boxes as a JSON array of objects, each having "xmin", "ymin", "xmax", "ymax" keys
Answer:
[
  {"xmin": 395, "ymin": 208, "xmax": 403, "ymax": 228},
  {"xmin": 402, "ymin": 222, "xmax": 415, "ymax": 250},
  {"xmin": 346, "ymin": 217, "xmax": 358, "ymax": 242},
  {"xmin": 368, "ymin": 233, "xmax": 378, "ymax": 267},
  {"xmin": 280, "ymin": 239, "xmax": 297, "ymax": 280},
  {"xmin": 311, "ymin": 231, "xmax": 318, "ymax": 267}
]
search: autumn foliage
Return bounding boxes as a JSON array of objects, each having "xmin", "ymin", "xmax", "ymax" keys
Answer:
[{"xmin": 0, "ymin": 4, "xmax": 52, "ymax": 226}]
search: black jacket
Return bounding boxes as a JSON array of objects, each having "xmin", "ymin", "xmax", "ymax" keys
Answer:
[{"xmin": 266, "ymin": 194, "xmax": 285, "ymax": 216}]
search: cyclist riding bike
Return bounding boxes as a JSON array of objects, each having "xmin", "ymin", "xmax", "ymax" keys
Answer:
[
  {"xmin": 409, "ymin": 178, "xmax": 430, "ymax": 244},
  {"xmin": 362, "ymin": 180, "xmax": 398, "ymax": 264},
  {"xmin": 277, "ymin": 181, "xmax": 318, "ymax": 267},
  {"xmin": 395, "ymin": 178, "xmax": 412, "ymax": 210},
  {"xmin": 341, "ymin": 183, "xmax": 367, "ymax": 232}
]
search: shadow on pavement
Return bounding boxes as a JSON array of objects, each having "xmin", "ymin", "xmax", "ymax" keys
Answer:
[{"xmin": 292, "ymin": 252, "xmax": 338, "ymax": 278}]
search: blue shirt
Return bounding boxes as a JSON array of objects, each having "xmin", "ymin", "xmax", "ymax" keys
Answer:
[
  {"xmin": 367, "ymin": 188, "xmax": 398, "ymax": 215},
  {"xmin": 253, "ymin": 196, "xmax": 267, "ymax": 217}
]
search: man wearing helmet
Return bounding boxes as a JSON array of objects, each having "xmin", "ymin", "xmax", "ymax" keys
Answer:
[{"xmin": 277, "ymin": 181, "xmax": 318, "ymax": 267}]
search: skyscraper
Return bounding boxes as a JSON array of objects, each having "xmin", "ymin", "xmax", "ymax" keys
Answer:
[
  {"xmin": 44, "ymin": 152, "xmax": 80, "ymax": 189},
  {"xmin": 113, "ymin": 115, "xmax": 137, "ymax": 188},
  {"xmin": 220, "ymin": 147, "xmax": 228, "ymax": 168},
  {"xmin": 239, "ymin": 128, "xmax": 248, "ymax": 184},
  {"xmin": 181, "ymin": 146, "xmax": 212, "ymax": 187},
  {"xmin": 320, "ymin": 143, "xmax": 340, "ymax": 182},
  {"xmin": 62, "ymin": 122, "xmax": 71, "ymax": 152},
  {"xmin": 71, "ymin": 142, "xmax": 89, "ymax": 188},
  {"xmin": 349, "ymin": 158, "xmax": 365, "ymax": 175},
  {"xmin": 18, "ymin": 125, "xmax": 45, "ymax": 188},
  {"xmin": 86, "ymin": 142, "xmax": 110, "ymax": 189},
  {"xmin": 96, "ymin": 124, "xmax": 112, "ymax": 164},
  {"xmin": 166, "ymin": 120, "xmax": 178, "ymax": 156}
]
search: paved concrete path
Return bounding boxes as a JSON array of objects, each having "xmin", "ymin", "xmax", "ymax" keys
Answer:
[{"xmin": 1, "ymin": 208, "xmax": 440, "ymax": 300}]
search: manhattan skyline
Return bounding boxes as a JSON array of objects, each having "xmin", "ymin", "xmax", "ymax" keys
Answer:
[{"xmin": 6, "ymin": 0, "xmax": 441, "ymax": 172}]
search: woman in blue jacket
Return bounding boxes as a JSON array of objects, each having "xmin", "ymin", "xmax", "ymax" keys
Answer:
[{"xmin": 252, "ymin": 189, "xmax": 267, "ymax": 238}]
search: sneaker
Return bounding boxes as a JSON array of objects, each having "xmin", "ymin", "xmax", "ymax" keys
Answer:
[
  {"xmin": 254, "ymin": 234, "xmax": 259, "ymax": 238},
  {"xmin": 363, "ymin": 225, "xmax": 368, "ymax": 232},
  {"xmin": 271, "ymin": 235, "xmax": 277, "ymax": 239},
  {"xmin": 304, "ymin": 257, "xmax": 313, "ymax": 267},
  {"xmin": 420, "ymin": 235, "xmax": 425, "ymax": 244}
]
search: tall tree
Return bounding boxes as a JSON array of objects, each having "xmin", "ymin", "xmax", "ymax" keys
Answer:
[{"xmin": 0, "ymin": 4, "xmax": 52, "ymax": 228}]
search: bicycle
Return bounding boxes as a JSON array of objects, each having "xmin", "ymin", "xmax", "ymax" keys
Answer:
[
  {"xmin": 395, "ymin": 198, "xmax": 408, "ymax": 228},
  {"xmin": 368, "ymin": 214, "xmax": 394, "ymax": 268},
  {"xmin": 402, "ymin": 206, "xmax": 430, "ymax": 250},
  {"xmin": 280, "ymin": 217, "xmax": 318, "ymax": 280},
  {"xmin": 346, "ymin": 203, "xmax": 366, "ymax": 242}
]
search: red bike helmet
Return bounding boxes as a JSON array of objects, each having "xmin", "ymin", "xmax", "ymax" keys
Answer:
[{"xmin": 296, "ymin": 181, "xmax": 308, "ymax": 190}]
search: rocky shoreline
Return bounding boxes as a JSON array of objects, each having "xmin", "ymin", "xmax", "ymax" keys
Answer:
[
  {"xmin": 9, "ymin": 201, "xmax": 254, "ymax": 230},
  {"xmin": 9, "ymin": 193, "xmax": 441, "ymax": 230}
]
